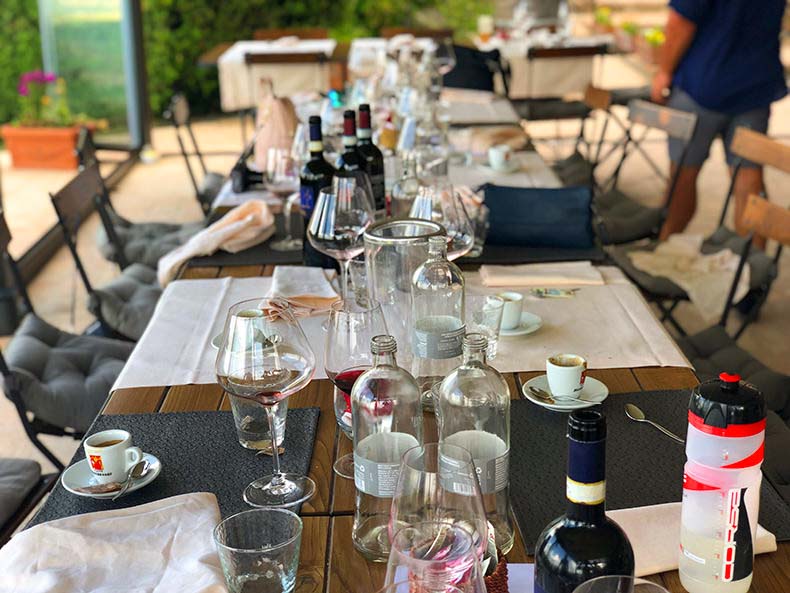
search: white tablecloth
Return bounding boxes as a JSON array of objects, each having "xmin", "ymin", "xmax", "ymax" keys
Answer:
[
  {"xmin": 448, "ymin": 152, "xmax": 561, "ymax": 189},
  {"xmin": 218, "ymin": 40, "xmax": 336, "ymax": 111},
  {"xmin": 112, "ymin": 266, "xmax": 689, "ymax": 392}
]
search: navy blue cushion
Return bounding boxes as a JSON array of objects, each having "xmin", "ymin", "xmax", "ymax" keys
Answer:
[
  {"xmin": 483, "ymin": 184, "xmax": 596, "ymax": 249},
  {"xmin": 443, "ymin": 46, "xmax": 500, "ymax": 92}
]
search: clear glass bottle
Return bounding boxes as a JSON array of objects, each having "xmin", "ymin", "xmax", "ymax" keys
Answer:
[
  {"xmin": 437, "ymin": 333, "xmax": 515, "ymax": 554},
  {"xmin": 411, "ymin": 236, "xmax": 465, "ymax": 410},
  {"xmin": 390, "ymin": 152, "xmax": 420, "ymax": 218},
  {"xmin": 352, "ymin": 335, "xmax": 423, "ymax": 562}
]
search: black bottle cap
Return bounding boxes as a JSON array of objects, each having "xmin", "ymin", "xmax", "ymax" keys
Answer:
[
  {"xmin": 689, "ymin": 372, "xmax": 765, "ymax": 429},
  {"xmin": 567, "ymin": 409, "xmax": 606, "ymax": 442},
  {"xmin": 308, "ymin": 115, "xmax": 322, "ymax": 141}
]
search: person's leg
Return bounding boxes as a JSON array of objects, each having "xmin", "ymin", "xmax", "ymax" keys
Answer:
[
  {"xmin": 660, "ymin": 163, "xmax": 701, "ymax": 239},
  {"xmin": 724, "ymin": 107, "xmax": 771, "ymax": 250}
]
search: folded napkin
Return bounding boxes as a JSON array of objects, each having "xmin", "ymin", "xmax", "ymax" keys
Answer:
[
  {"xmin": 158, "ymin": 200, "xmax": 275, "ymax": 286},
  {"xmin": 0, "ymin": 493, "xmax": 225, "ymax": 593},
  {"xmin": 449, "ymin": 126, "xmax": 530, "ymax": 155},
  {"xmin": 480, "ymin": 261, "xmax": 604, "ymax": 288},
  {"xmin": 609, "ymin": 502, "xmax": 776, "ymax": 577},
  {"xmin": 628, "ymin": 234, "xmax": 750, "ymax": 323},
  {"xmin": 266, "ymin": 265, "xmax": 339, "ymax": 316},
  {"xmin": 440, "ymin": 88, "xmax": 496, "ymax": 104}
]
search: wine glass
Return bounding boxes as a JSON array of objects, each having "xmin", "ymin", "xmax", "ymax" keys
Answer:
[
  {"xmin": 389, "ymin": 443, "xmax": 488, "ymax": 559},
  {"xmin": 376, "ymin": 582, "xmax": 464, "ymax": 593},
  {"xmin": 270, "ymin": 193, "xmax": 304, "ymax": 252},
  {"xmin": 325, "ymin": 299, "xmax": 388, "ymax": 479},
  {"xmin": 409, "ymin": 181, "xmax": 474, "ymax": 260},
  {"xmin": 266, "ymin": 148, "xmax": 299, "ymax": 195},
  {"xmin": 307, "ymin": 177, "xmax": 375, "ymax": 301},
  {"xmin": 573, "ymin": 577, "xmax": 671, "ymax": 593},
  {"xmin": 290, "ymin": 123, "xmax": 309, "ymax": 170},
  {"xmin": 384, "ymin": 522, "xmax": 487, "ymax": 593},
  {"xmin": 216, "ymin": 298, "xmax": 316, "ymax": 508},
  {"xmin": 435, "ymin": 38, "xmax": 457, "ymax": 76}
]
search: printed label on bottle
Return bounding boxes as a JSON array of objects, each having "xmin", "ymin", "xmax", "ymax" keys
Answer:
[
  {"xmin": 567, "ymin": 436, "xmax": 605, "ymax": 505},
  {"xmin": 308, "ymin": 141, "xmax": 323, "ymax": 153},
  {"xmin": 438, "ymin": 450, "xmax": 479, "ymax": 495},
  {"xmin": 566, "ymin": 477, "xmax": 606, "ymax": 505},
  {"xmin": 300, "ymin": 185, "xmax": 315, "ymax": 216},
  {"xmin": 413, "ymin": 316, "xmax": 464, "ymax": 359},
  {"xmin": 444, "ymin": 431, "xmax": 509, "ymax": 494},
  {"xmin": 354, "ymin": 432, "xmax": 419, "ymax": 498}
]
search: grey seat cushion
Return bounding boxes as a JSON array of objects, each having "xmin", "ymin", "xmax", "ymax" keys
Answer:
[
  {"xmin": 97, "ymin": 213, "xmax": 203, "ymax": 268},
  {"xmin": 3, "ymin": 314, "xmax": 134, "ymax": 432},
  {"xmin": 552, "ymin": 151, "xmax": 594, "ymax": 187},
  {"xmin": 609, "ymin": 241, "xmax": 688, "ymax": 300},
  {"xmin": 595, "ymin": 188, "xmax": 663, "ymax": 245},
  {"xmin": 677, "ymin": 324, "xmax": 790, "ymax": 503},
  {"xmin": 0, "ymin": 458, "xmax": 41, "ymax": 528},
  {"xmin": 88, "ymin": 263, "xmax": 162, "ymax": 341}
]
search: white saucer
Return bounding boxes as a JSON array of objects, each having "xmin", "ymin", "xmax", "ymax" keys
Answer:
[
  {"xmin": 522, "ymin": 375, "xmax": 609, "ymax": 412},
  {"xmin": 61, "ymin": 453, "xmax": 162, "ymax": 499},
  {"xmin": 480, "ymin": 161, "xmax": 521, "ymax": 175},
  {"xmin": 500, "ymin": 312, "xmax": 542, "ymax": 337}
]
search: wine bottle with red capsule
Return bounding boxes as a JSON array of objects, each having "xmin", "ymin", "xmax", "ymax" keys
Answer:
[
  {"xmin": 679, "ymin": 372, "xmax": 766, "ymax": 593},
  {"xmin": 356, "ymin": 104, "xmax": 386, "ymax": 212}
]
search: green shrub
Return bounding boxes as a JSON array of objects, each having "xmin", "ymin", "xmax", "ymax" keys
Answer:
[{"xmin": 0, "ymin": 0, "xmax": 42, "ymax": 124}]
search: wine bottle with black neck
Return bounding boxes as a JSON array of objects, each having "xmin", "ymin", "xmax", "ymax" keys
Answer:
[
  {"xmin": 356, "ymin": 104, "xmax": 386, "ymax": 212},
  {"xmin": 534, "ymin": 410, "xmax": 635, "ymax": 593},
  {"xmin": 335, "ymin": 110, "xmax": 374, "ymax": 201}
]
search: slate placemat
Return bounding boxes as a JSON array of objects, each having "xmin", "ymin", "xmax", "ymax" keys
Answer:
[
  {"xmin": 458, "ymin": 244, "xmax": 606, "ymax": 268},
  {"xmin": 188, "ymin": 213, "xmax": 303, "ymax": 268},
  {"xmin": 29, "ymin": 408, "xmax": 320, "ymax": 527},
  {"xmin": 510, "ymin": 390, "xmax": 790, "ymax": 553}
]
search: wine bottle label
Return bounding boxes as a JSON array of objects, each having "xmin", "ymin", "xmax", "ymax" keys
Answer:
[
  {"xmin": 566, "ymin": 437, "xmax": 606, "ymax": 506},
  {"xmin": 343, "ymin": 136, "xmax": 357, "ymax": 147},
  {"xmin": 413, "ymin": 316, "xmax": 465, "ymax": 359},
  {"xmin": 566, "ymin": 477, "xmax": 606, "ymax": 505},
  {"xmin": 358, "ymin": 128, "xmax": 372, "ymax": 139},
  {"xmin": 299, "ymin": 186, "xmax": 315, "ymax": 216},
  {"xmin": 354, "ymin": 432, "xmax": 420, "ymax": 498},
  {"xmin": 444, "ymin": 431, "xmax": 509, "ymax": 494},
  {"xmin": 308, "ymin": 141, "xmax": 323, "ymax": 153}
]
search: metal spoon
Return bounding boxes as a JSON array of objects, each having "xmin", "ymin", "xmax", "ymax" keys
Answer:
[
  {"xmin": 625, "ymin": 403, "xmax": 685, "ymax": 444},
  {"xmin": 529, "ymin": 385, "xmax": 584, "ymax": 404},
  {"xmin": 112, "ymin": 459, "xmax": 150, "ymax": 501}
]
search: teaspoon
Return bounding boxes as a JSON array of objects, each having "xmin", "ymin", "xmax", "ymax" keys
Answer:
[{"xmin": 625, "ymin": 403, "xmax": 685, "ymax": 444}]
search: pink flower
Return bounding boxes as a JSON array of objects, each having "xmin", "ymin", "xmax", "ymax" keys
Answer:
[
  {"xmin": 43, "ymin": 72, "xmax": 57, "ymax": 83},
  {"xmin": 17, "ymin": 82, "xmax": 29, "ymax": 96}
]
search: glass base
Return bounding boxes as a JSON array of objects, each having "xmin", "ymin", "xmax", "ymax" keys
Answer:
[
  {"xmin": 243, "ymin": 474, "xmax": 316, "ymax": 508},
  {"xmin": 333, "ymin": 453, "xmax": 355, "ymax": 480},
  {"xmin": 270, "ymin": 238, "xmax": 303, "ymax": 252}
]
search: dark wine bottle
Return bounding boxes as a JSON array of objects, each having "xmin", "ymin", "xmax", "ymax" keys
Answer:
[
  {"xmin": 335, "ymin": 110, "xmax": 374, "ymax": 198},
  {"xmin": 300, "ymin": 115, "xmax": 337, "ymax": 269},
  {"xmin": 534, "ymin": 410, "xmax": 635, "ymax": 593},
  {"xmin": 356, "ymin": 104, "xmax": 386, "ymax": 212}
]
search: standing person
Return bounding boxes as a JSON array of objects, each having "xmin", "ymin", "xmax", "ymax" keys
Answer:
[{"xmin": 651, "ymin": 1, "xmax": 787, "ymax": 246}]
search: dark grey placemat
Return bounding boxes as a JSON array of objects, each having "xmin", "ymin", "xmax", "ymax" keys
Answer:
[
  {"xmin": 189, "ymin": 213, "xmax": 303, "ymax": 268},
  {"xmin": 458, "ymin": 244, "xmax": 606, "ymax": 268},
  {"xmin": 29, "ymin": 408, "xmax": 320, "ymax": 526},
  {"xmin": 510, "ymin": 390, "xmax": 790, "ymax": 553}
]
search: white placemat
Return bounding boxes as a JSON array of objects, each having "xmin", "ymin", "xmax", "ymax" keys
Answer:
[
  {"xmin": 448, "ymin": 152, "xmax": 561, "ymax": 189},
  {"xmin": 112, "ymin": 267, "xmax": 689, "ymax": 392},
  {"xmin": 446, "ymin": 98, "xmax": 520, "ymax": 126}
]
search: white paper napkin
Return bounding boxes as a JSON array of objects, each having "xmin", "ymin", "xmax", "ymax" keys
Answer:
[
  {"xmin": 0, "ymin": 493, "xmax": 226, "ymax": 593},
  {"xmin": 480, "ymin": 261, "xmax": 605, "ymax": 288},
  {"xmin": 266, "ymin": 265, "xmax": 339, "ymax": 316}
]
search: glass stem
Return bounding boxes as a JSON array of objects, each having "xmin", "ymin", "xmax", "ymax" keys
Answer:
[
  {"xmin": 266, "ymin": 403, "xmax": 285, "ymax": 487},
  {"xmin": 340, "ymin": 259, "xmax": 350, "ymax": 301}
]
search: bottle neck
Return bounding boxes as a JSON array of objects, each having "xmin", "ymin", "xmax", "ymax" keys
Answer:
[
  {"xmin": 308, "ymin": 140, "xmax": 324, "ymax": 158},
  {"xmin": 343, "ymin": 135, "xmax": 357, "ymax": 150},
  {"xmin": 358, "ymin": 127, "xmax": 372, "ymax": 143},
  {"xmin": 565, "ymin": 436, "xmax": 607, "ymax": 523},
  {"xmin": 462, "ymin": 347, "xmax": 486, "ymax": 365},
  {"xmin": 373, "ymin": 351, "xmax": 397, "ymax": 367}
]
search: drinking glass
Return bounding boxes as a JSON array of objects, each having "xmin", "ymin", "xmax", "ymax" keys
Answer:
[
  {"xmin": 409, "ymin": 182, "xmax": 474, "ymax": 260},
  {"xmin": 266, "ymin": 148, "xmax": 299, "ymax": 195},
  {"xmin": 216, "ymin": 298, "xmax": 316, "ymax": 507},
  {"xmin": 465, "ymin": 295, "xmax": 504, "ymax": 359},
  {"xmin": 307, "ymin": 177, "xmax": 376, "ymax": 301},
  {"xmin": 229, "ymin": 393, "xmax": 288, "ymax": 451},
  {"xmin": 348, "ymin": 257, "xmax": 369, "ymax": 306},
  {"xmin": 291, "ymin": 123, "xmax": 309, "ymax": 169},
  {"xmin": 214, "ymin": 508, "xmax": 303, "ymax": 593},
  {"xmin": 377, "ymin": 582, "xmax": 464, "ymax": 593},
  {"xmin": 465, "ymin": 204, "xmax": 489, "ymax": 259},
  {"xmin": 573, "ymin": 577, "xmax": 671, "ymax": 593},
  {"xmin": 384, "ymin": 522, "xmax": 486, "ymax": 593},
  {"xmin": 325, "ymin": 299, "xmax": 388, "ymax": 479},
  {"xmin": 271, "ymin": 192, "xmax": 304, "ymax": 252},
  {"xmin": 435, "ymin": 38, "xmax": 457, "ymax": 76},
  {"xmin": 390, "ymin": 443, "xmax": 488, "ymax": 559}
]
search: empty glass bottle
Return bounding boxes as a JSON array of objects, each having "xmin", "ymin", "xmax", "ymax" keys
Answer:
[
  {"xmin": 390, "ymin": 152, "xmax": 421, "ymax": 217},
  {"xmin": 437, "ymin": 333, "xmax": 515, "ymax": 554},
  {"xmin": 352, "ymin": 335, "xmax": 423, "ymax": 562},
  {"xmin": 411, "ymin": 235, "xmax": 465, "ymax": 410}
]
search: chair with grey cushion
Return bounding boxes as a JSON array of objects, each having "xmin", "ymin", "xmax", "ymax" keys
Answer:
[
  {"xmin": 610, "ymin": 129, "xmax": 787, "ymax": 337},
  {"xmin": 50, "ymin": 165, "xmax": 162, "ymax": 341},
  {"xmin": 0, "ymin": 459, "xmax": 57, "ymax": 547},
  {"xmin": 164, "ymin": 94, "xmax": 226, "ymax": 215},
  {"xmin": 76, "ymin": 128, "xmax": 205, "ymax": 269},
  {"xmin": 0, "ymin": 211, "xmax": 134, "ymax": 470}
]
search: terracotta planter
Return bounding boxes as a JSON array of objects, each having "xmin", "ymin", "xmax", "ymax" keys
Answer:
[{"xmin": 0, "ymin": 124, "xmax": 82, "ymax": 170}]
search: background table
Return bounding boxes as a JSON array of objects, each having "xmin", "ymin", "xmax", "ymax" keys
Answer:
[{"xmin": 93, "ymin": 263, "xmax": 790, "ymax": 593}]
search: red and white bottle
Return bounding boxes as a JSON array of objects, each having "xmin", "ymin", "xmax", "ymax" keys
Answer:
[{"xmin": 679, "ymin": 372, "xmax": 766, "ymax": 593}]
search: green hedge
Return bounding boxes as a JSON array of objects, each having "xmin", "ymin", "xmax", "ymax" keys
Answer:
[{"xmin": 0, "ymin": 0, "xmax": 42, "ymax": 124}]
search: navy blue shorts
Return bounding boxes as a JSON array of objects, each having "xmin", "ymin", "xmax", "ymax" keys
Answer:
[{"xmin": 667, "ymin": 87, "xmax": 770, "ymax": 169}]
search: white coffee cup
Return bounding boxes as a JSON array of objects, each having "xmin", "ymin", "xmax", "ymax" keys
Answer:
[
  {"xmin": 488, "ymin": 144, "xmax": 513, "ymax": 172},
  {"xmin": 546, "ymin": 354, "xmax": 588, "ymax": 397},
  {"xmin": 84, "ymin": 430, "xmax": 143, "ymax": 484},
  {"xmin": 499, "ymin": 291, "xmax": 524, "ymax": 330}
]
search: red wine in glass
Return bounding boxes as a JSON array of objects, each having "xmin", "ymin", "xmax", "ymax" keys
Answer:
[
  {"xmin": 329, "ymin": 368, "xmax": 367, "ymax": 395},
  {"xmin": 327, "ymin": 366, "xmax": 369, "ymax": 480}
]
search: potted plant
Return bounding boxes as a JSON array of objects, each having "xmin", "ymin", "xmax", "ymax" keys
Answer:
[
  {"xmin": 615, "ymin": 21, "xmax": 639, "ymax": 52},
  {"xmin": 1, "ymin": 71, "xmax": 98, "ymax": 170},
  {"xmin": 637, "ymin": 27, "xmax": 665, "ymax": 65},
  {"xmin": 592, "ymin": 6, "xmax": 614, "ymax": 34}
]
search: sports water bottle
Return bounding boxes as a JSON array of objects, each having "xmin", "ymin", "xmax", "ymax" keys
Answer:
[{"xmin": 679, "ymin": 372, "xmax": 766, "ymax": 593}]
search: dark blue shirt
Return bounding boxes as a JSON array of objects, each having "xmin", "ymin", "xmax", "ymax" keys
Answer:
[{"xmin": 670, "ymin": 0, "xmax": 787, "ymax": 113}]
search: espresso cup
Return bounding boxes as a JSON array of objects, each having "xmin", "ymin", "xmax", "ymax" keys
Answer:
[
  {"xmin": 488, "ymin": 144, "xmax": 513, "ymax": 172},
  {"xmin": 499, "ymin": 291, "xmax": 524, "ymax": 330},
  {"xmin": 84, "ymin": 430, "xmax": 143, "ymax": 484},
  {"xmin": 546, "ymin": 354, "xmax": 587, "ymax": 397}
]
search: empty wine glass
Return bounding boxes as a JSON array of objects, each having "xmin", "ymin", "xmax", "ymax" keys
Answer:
[
  {"xmin": 290, "ymin": 123, "xmax": 309, "ymax": 170},
  {"xmin": 307, "ymin": 177, "xmax": 375, "ymax": 301},
  {"xmin": 267, "ymin": 148, "xmax": 299, "ymax": 195},
  {"xmin": 389, "ymin": 443, "xmax": 488, "ymax": 559},
  {"xmin": 384, "ymin": 522, "xmax": 487, "ymax": 593},
  {"xmin": 435, "ymin": 38, "xmax": 457, "ymax": 76},
  {"xmin": 325, "ymin": 299, "xmax": 388, "ymax": 479},
  {"xmin": 271, "ymin": 193, "xmax": 304, "ymax": 252},
  {"xmin": 409, "ymin": 181, "xmax": 474, "ymax": 260},
  {"xmin": 216, "ymin": 298, "xmax": 316, "ymax": 508}
]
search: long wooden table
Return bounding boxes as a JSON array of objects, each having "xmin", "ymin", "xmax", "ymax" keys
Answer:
[{"xmin": 101, "ymin": 264, "xmax": 790, "ymax": 593}]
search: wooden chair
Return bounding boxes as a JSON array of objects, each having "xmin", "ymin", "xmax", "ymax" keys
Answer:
[
  {"xmin": 380, "ymin": 27, "xmax": 453, "ymax": 40},
  {"xmin": 253, "ymin": 27, "xmax": 328, "ymax": 40}
]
